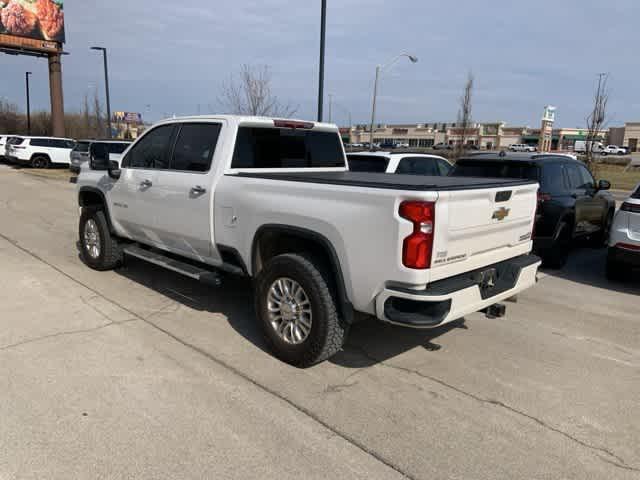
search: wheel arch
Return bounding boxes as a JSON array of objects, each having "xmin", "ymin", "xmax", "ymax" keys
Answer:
[
  {"xmin": 251, "ymin": 224, "xmax": 354, "ymax": 324},
  {"xmin": 78, "ymin": 187, "xmax": 115, "ymax": 234},
  {"xmin": 30, "ymin": 152, "xmax": 51, "ymax": 161}
]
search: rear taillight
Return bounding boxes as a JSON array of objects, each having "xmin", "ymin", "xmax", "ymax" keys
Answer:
[
  {"xmin": 620, "ymin": 202, "xmax": 640, "ymax": 213},
  {"xmin": 399, "ymin": 201, "xmax": 435, "ymax": 269}
]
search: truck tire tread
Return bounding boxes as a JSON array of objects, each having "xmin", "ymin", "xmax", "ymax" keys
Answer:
[{"xmin": 255, "ymin": 252, "xmax": 349, "ymax": 367}]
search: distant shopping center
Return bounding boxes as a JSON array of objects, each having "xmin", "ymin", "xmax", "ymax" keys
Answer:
[{"xmin": 345, "ymin": 121, "xmax": 639, "ymax": 152}]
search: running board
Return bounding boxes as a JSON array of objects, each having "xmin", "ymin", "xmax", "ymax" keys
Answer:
[{"xmin": 123, "ymin": 245, "xmax": 222, "ymax": 286}]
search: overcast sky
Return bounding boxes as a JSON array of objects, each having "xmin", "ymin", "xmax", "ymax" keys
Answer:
[{"xmin": 1, "ymin": 0, "xmax": 639, "ymax": 127}]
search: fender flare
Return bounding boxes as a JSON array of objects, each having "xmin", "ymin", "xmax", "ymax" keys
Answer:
[
  {"xmin": 78, "ymin": 186, "xmax": 115, "ymax": 234},
  {"xmin": 251, "ymin": 224, "xmax": 354, "ymax": 324}
]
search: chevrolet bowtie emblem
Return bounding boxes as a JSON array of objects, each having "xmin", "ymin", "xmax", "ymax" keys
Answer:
[{"xmin": 492, "ymin": 207, "xmax": 510, "ymax": 221}]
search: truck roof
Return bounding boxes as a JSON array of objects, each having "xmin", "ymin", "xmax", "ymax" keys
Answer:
[
  {"xmin": 154, "ymin": 115, "xmax": 339, "ymax": 132},
  {"xmin": 231, "ymin": 171, "xmax": 537, "ymax": 191}
]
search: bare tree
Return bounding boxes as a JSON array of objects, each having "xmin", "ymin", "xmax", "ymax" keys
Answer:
[
  {"xmin": 93, "ymin": 89, "xmax": 105, "ymax": 138},
  {"xmin": 219, "ymin": 64, "xmax": 297, "ymax": 118},
  {"xmin": 455, "ymin": 71, "xmax": 474, "ymax": 158},
  {"xmin": 585, "ymin": 73, "xmax": 610, "ymax": 172}
]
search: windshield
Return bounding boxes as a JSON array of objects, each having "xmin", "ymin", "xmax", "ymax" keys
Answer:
[
  {"xmin": 451, "ymin": 160, "xmax": 539, "ymax": 181},
  {"xmin": 632, "ymin": 185, "xmax": 640, "ymax": 199},
  {"xmin": 346, "ymin": 155, "xmax": 390, "ymax": 172},
  {"xmin": 232, "ymin": 127, "xmax": 345, "ymax": 169}
]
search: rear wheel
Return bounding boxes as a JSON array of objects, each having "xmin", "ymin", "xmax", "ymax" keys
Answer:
[
  {"xmin": 254, "ymin": 253, "xmax": 349, "ymax": 367},
  {"xmin": 31, "ymin": 155, "xmax": 50, "ymax": 169}
]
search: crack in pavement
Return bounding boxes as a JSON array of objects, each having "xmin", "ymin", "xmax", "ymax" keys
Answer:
[
  {"xmin": 345, "ymin": 344, "xmax": 640, "ymax": 473},
  {"xmin": 0, "ymin": 318, "xmax": 139, "ymax": 352},
  {"xmin": 0, "ymin": 232, "xmax": 416, "ymax": 480}
]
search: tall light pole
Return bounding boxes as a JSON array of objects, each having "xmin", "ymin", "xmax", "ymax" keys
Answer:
[
  {"xmin": 369, "ymin": 53, "xmax": 418, "ymax": 151},
  {"xmin": 317, "ymin": 0, "xmax": 327, "ymax": 122},
  {"xmin": 25, "ymin": 72, "xmax": 32, "ymax": 135},
  {"xmin": 91, "ymin": 46, "xmax": 112, "ymax": 138},
  {"xmin": 328, "ymin": 93, "xmax": 333, "ymax": 123}
]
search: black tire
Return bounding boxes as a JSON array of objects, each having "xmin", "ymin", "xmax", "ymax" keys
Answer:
[
  {"xmin": 254, "ymin": 253, "xmax": 349, "ymax": 367},
  {"xmin": 606, "ymin": 255, "xmax": 629, "ymax": 281},
  {"xmin": 590, "ymin": 209, "xmax": 614, "ymax": 247},
  {"xmin": 31, "ymin": 155, "xmax": 50, "ymax": 169},
  {"xmin": 542, "ymin": 222, "xmax": 571, "ymax": 269},
  {"xmin": 79, "ymin": 208, "xmax": 122, "ymax": 271}
]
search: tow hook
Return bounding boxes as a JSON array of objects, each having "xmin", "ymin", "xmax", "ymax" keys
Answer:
[{"xmin": 483, "ymin": 303, "xmax": 506, "ymax": 319}]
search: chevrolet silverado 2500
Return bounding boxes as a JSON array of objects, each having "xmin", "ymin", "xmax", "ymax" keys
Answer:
[{"xmin": 76, "ymin": 116, "xmax": 541, "ymax": 366}]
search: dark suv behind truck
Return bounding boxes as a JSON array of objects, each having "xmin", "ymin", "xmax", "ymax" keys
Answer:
[{"xmin": 451, "ymin": 152, "xmax": 616, "ymax": 268}]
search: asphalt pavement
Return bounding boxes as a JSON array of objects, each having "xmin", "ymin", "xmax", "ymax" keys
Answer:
[{"xmin": 0, "ymin": 165, "xmax": 638, "ymax": 480}]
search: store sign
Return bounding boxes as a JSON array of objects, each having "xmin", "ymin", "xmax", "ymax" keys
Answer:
[{"xmin": 542, "ymin": 105, "xmax": 556, "ymax": 123}]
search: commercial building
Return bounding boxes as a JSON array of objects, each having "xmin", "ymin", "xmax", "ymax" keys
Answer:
[
  {"xmin": 622, "ymin": 122, "xmax": 640, "ymax": 152},
  {"xmin": 347, "ymin": 122, "xmax": 610, "ymax": 151}
]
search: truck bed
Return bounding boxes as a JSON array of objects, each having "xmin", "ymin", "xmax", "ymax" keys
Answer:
[{"xmin": 231, "ymin": 171, "xmax": 536, "ymax": 191}]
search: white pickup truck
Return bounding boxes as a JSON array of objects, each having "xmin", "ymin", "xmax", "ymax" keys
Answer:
[{"xmin": 76, "ymin": 116, "xmax": 541, "ymax": 366}]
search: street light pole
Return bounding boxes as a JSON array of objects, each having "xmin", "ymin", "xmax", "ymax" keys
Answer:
[
  {"xmin": 368, "ymin": 53, "xmax": 418, "ymax": 151},
  {"xmin": 328, "ymin": 93, "xmax": 333, "ymax": 123},
  {"xmin": 91, "ymin": 47, "xmax": 112, "ymax": 138},
  {"xmin": 317, "ymin": 0, "xmax": 327, "ymax": 122},
  {"xmin": 25, "ymin": 72, "xmax": 32, "ymax": 135}
]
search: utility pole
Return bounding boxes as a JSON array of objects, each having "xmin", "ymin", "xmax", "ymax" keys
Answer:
[
  {"xmin": 25, "ymin": 72, "xmax": 32, "ymax": 135},
  {"xmin": 317, "ymin": 0, "xmax": 327, "ymax": 122},
  {"xmin": 328, "ymin": 94, "xmax": 333, "ymax": 123},
  {"xmin": 91, "ymin": 47, "xmax": 113, "ymax": 138}
]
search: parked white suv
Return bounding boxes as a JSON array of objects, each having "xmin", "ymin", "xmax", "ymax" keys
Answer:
[
  {"xmin": 6, "ymin": 136, "xmax": 76, "ymax": 168},
  {"xmin": 76, "ymin": 115, "xmax": 540, "ymax": 366},
  {"xmin": 509, "ymin": 144, "xmax": 536, "ymax": 152},
  {"xmin": 607, "ymin": 183, "xmax": 640, "ymax": 279},
  {"xmin": 347, "ymin": 151, "xmax": 452, "ymax": 175}
]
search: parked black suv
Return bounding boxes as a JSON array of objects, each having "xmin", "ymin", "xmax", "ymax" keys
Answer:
[{"xmin": 450, "ymin": 152, "xmax": 616, "ymax": 267}]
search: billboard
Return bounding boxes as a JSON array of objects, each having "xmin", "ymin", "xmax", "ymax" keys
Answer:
[
  {"xmin": 0, "ymin": 0, "xmax": 65, "ymax": 44},
  {"xmin": 113, "ymin": 112, "xmax": 143, "ymax": 124}
]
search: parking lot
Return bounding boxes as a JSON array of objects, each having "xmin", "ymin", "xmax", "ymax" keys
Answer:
[{"xmin": 0, "ymin": 164, "xmax": 638, "ymax": 479}]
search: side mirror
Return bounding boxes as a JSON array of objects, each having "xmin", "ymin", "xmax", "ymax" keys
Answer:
[
  {"xmin": 108, "ymin": 160, "xmax": 121, "ymax": 180},
  {"xmin": 598, "ymin": 179, "xmax": 611, "ymax": 191}
]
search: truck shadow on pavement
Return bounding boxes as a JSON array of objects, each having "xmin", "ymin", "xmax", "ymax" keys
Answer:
[
  {"xmin": 541, "ymin": 247, "xmax": 640, "ymax": 295},
  {"xmin": 113, "ymin": 256, "xmax": 464, "ymax": 366}
]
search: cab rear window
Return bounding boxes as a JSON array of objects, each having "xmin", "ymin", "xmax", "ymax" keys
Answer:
[
  {"xmin": 451, "ymin": 161, "xmax": 539, "ymax": 181},
  {"xmin": 232, "ymin": 127, "xmax": 345, "ymax": 169}
]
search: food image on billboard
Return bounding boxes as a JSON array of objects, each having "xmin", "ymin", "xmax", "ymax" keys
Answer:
[{"xmin": 0, "ymin": 0, "xmax": 65, "ymax": 43}]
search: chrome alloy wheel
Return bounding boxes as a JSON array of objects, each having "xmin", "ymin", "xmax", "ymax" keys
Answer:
[
  {"xmin": 83, "ymin": 219, "xmax": 101, "ymax": 259},
  {"xmin": 267, "ymin": 278, "xmax": 312, "ymax": 344}
]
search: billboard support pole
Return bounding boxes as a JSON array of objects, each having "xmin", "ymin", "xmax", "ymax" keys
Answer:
[
  {"xmin": 48, "ymin": 53, "xmax": 65, "ymax": 137},
  {"xmin": 25, "ymin": 72, "xmax": 32, "ymax": 135}
]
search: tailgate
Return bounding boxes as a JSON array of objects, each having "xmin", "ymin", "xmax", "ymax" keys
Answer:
[{"xmin": 430, "ymin": 182, "xmax": 538, "ymax": 280}]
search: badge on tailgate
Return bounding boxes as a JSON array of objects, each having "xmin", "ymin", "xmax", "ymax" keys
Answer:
[{"xmin": 492, "ymin": 207, "xmax": 510, "ymax": 221}]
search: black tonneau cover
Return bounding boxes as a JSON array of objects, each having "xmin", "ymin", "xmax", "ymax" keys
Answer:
[{"xmin": 231, "ymin": 171, "xmax": 537, "ymax": 191}]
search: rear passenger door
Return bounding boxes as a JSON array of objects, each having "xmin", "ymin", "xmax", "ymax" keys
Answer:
[{"xmin": 151, "ymin": 122, "xmax": 223, "ymax": 261}]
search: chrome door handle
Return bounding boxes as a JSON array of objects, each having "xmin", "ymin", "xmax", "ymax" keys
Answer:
[
  {"xmin": 140, "ymin": 179, "xmax": 153, "ymax": 188},
  {"xmin": 191, "ymin": 185, "xmax": 207, "ymax": 195}
]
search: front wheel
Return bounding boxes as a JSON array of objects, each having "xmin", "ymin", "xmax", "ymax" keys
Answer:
[
  {"xmin": 31, "ymin": 156, "xmax": 50, "ymax": 169},
  {"xmin": 79, "ymin": 208, "xmax": 123, "ymax": 271},
  {"xmin": 254, "ymin": 253, "xmax": 349, "ymax": 367}
]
